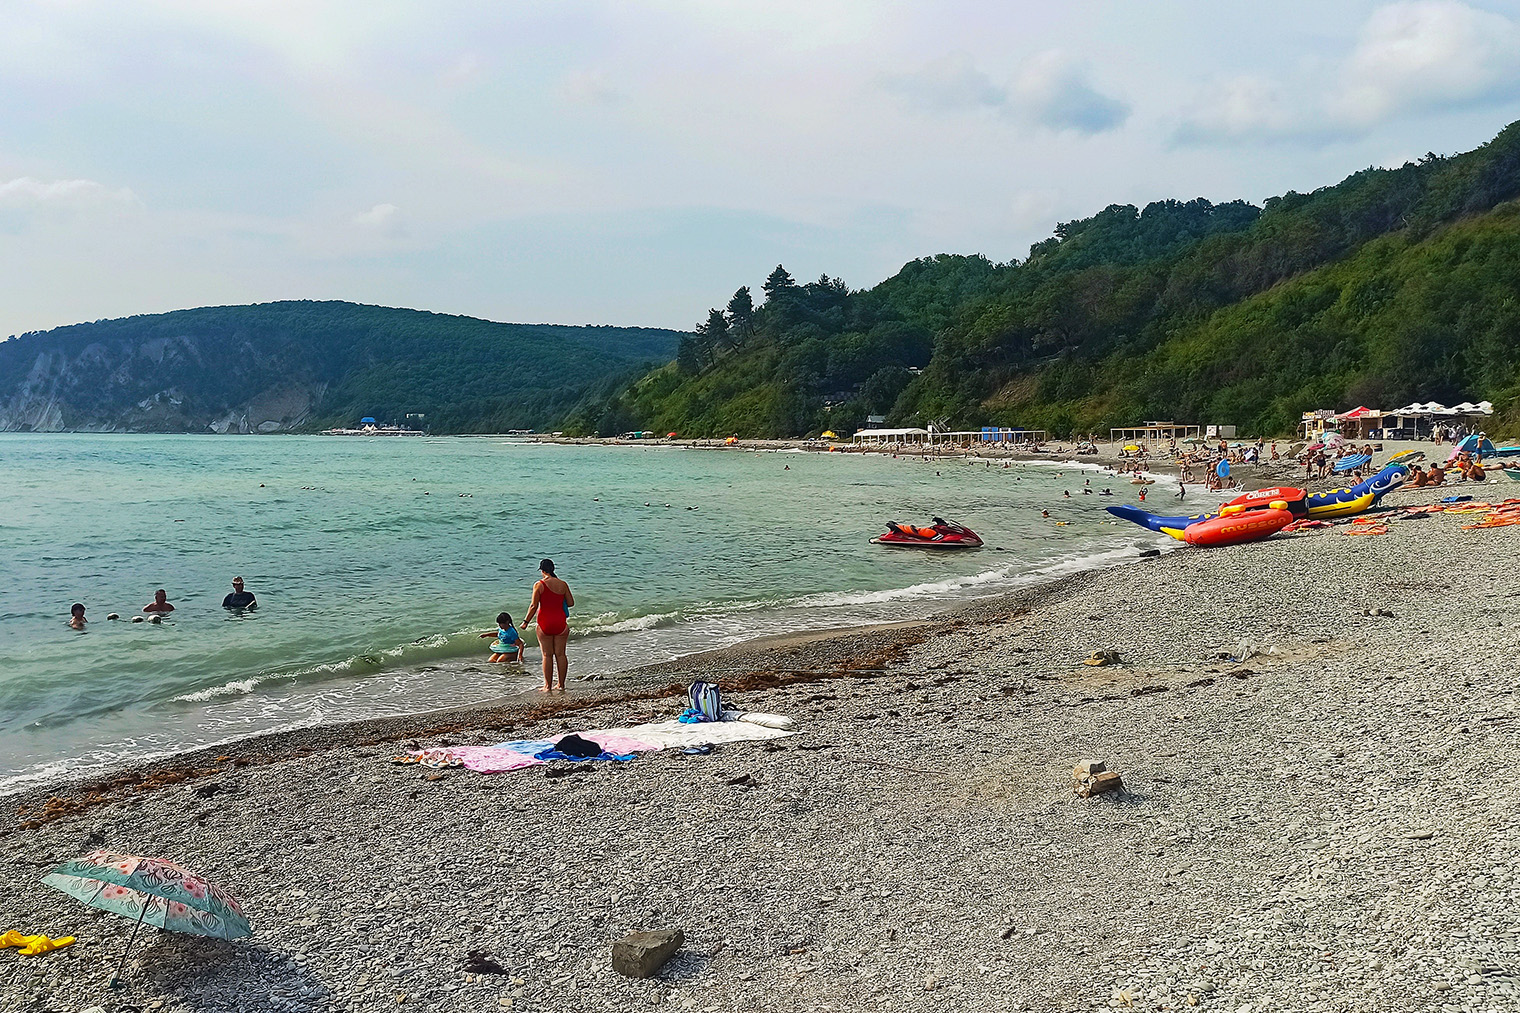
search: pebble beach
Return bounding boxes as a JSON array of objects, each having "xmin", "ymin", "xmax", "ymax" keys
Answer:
[{"xmin": 3, "ymin": 482, "xmax": 1517, "ymax": 1013}]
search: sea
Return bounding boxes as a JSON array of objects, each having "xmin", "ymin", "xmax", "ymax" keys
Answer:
[{"xmin": 0, "ymin": 434, "xmax": 1178, "ymax": 792}]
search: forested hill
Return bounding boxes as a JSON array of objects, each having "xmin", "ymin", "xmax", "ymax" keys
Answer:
[
  {"xmin": 579, "ymin": 119, "xmax": 1520, "ymax": 439},
  {"xmin": 0, "ymin": 302, "xmax": 682, "ymax": 433}
]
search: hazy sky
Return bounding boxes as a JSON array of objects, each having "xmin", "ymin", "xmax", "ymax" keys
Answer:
[{"xmin": 3, "ymin": 0, "xmax": 1520, "ymax": 336}]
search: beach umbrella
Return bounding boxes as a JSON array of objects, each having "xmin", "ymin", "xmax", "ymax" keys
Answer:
[
  {"xmin": 821, "ymin": 431, "xmax": 837, "ymax": 438},
  {"xmin": 1123, "ymin": 444, "xmax": 1141, "ymax": 452},
  {"xmin": 42, "ymin": 850, "xmax": 251, "ymax": 986},
  {"xmin": 666, "ymin": 432, "xmax": 678, "ymax": 439}
]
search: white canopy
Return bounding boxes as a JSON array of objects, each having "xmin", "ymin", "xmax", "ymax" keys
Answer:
[
  {"xmin": 1387, "ymin": 400, "xmax": 1492, "ymax": 418},
  {"xmin": 853, "ymin": 427, "xmax": 929, "ymax": 437}
]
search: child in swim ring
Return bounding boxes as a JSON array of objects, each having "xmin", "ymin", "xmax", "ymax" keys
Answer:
[{"xmin": 480, "ymin": 612, "xmax": 523, "ymax": 663}]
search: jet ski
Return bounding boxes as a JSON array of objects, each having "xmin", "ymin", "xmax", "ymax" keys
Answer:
[{"xmin": 870, "ymin": 517, "xmax": 984, "ymax": 549}]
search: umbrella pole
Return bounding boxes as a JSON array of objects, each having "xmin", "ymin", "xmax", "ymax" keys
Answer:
[{"xmin": 109, "ymin": 896, "xmax": 153, "ymax": 989}]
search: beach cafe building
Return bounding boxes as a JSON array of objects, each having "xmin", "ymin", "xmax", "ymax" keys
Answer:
[
  {"xmin": 1108, "ymin": 421, "xmax": 1202, "ymax": 445},
  {"xmin": 853, "ymin": 427, "xmax": 930, "ymax": 447}
]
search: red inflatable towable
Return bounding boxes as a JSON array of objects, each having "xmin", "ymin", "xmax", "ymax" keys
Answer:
[
  {"xmin": 1183, "ymin": 507, "xmax": 1294, "ymax": 547},
  {"xmin": 1222, "ymin": 486, "xmax": 1309, "ymax": 516}
]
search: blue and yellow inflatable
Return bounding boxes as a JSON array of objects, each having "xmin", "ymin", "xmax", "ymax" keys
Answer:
[{"xmin": 1107, "ymin": 464, "xmax": 1409, "ymax": 534}]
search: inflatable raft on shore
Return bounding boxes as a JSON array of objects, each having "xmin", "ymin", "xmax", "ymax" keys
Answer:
[{"xmin": 1106, "ymin": 464, "xmax": 1409, "ymax": 544}]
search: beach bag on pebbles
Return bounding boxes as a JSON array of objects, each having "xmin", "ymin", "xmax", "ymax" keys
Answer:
[{"xmin": 688, "ymin": 681, "xmax": 722, "ymax": 722}]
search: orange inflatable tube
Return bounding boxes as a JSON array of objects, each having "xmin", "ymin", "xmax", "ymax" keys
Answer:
[{"xmin": 1183, "ymin": 507, "xmax": 1294, "ymax": 547}]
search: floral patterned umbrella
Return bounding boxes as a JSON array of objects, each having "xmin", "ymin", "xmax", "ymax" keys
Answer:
[{"xmin": 41, "ymin": 850, "xmax": 251, "ymax": 985}]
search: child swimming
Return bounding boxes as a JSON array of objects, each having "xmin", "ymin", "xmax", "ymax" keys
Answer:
[{"xmin": 480, "ymin": 611, "xmax": 524, "ymax": 663}]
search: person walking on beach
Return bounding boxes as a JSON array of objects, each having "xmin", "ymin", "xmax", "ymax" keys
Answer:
[{"xmin": 524, "ymin": 558, "xmax": 574, "ymax": 692}]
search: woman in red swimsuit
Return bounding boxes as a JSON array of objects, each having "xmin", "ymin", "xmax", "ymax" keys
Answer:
[{"xmin": 524, "ymin": 558, "xmax": 574, "ymax": 692}]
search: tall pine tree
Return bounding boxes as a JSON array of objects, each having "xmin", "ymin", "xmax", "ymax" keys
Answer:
[
  {"xmin": 725, "ymin": 286, "xmax": 755, "ymax": 345},
  {"xmin": 762, "ymin": 265, "xmax": 796, "ymax": 303}
]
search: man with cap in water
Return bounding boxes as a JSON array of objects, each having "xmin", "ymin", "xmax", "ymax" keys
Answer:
[{"xmin": 221, "ymin": 576, "xmax": 257, "ymax": 610}]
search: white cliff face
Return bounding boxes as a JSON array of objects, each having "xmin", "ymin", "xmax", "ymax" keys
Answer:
[{"xmin": 0, "ymin": 336, "xmax": 324, "ymax": 433}]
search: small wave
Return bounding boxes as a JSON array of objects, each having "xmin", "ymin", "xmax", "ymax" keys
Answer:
[
  {"xmin": 173, "ymin": 678, "xmax": 262, "ymax": 703},
  {"xmin": 575, "ymin": 610, "xmax": 681, "ymax": 636},
  {"xmin": 797, "ymin": 566, "xmax": 1016, "ymax": 609}
]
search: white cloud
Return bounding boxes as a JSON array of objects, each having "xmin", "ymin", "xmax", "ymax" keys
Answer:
[
  {"xmin": 1012, "ymin": 51, "xmax": 1130, "ymax": 134},
  {"xmin": 0, "ymin": 177, "xmax": 142, "ymax": 211},
  {"xmin": 1335, "ymin": 0, "xmax": 1520, "ymax": 125},
  {"xmin": 886, "ymin": 50, "xmax": 1128, "ymax": 134},
  {"xmin": 1176, "ymin": 1, "xmax": 1520, "ymax": 144},
  {"xmin": 352, "ymin": 202, "xmax": 401, "ymax": 231},
  {"xmin": 1174, "ymin": 76, "xmax": 1299, "ymax": 143}
]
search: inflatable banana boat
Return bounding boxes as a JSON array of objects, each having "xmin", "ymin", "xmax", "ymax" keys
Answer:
[
  {"xmin": 1183, "ymin": 507, "xmax": 1295, "ymax": 546},
  {"xmin": 1106, "ymin": 464, "xmax": 1408, "ymax": 538}
]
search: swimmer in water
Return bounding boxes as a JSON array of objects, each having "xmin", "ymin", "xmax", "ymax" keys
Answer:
[
  {"xmin": 67, "ymin": 603, "xmax": 86, "ymax": 630},
  {"xmin": 143, "ymin": 589, "xmax": 175, "ymax": 614},
  {"xmin": 1041, "ymin": 509, "xmax": 1050, "ymax": 518},
  {"xmin": 222, "ymin": 576, "xmax": 257, "ymax": 610}
]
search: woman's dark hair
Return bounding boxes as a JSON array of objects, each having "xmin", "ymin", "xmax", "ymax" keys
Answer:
[
  {"xmin": 539, "ymin": 558, "xmax": 555, "ymax": 575},
  {"xmin": 496, "ymin": 612, "xmax": 512, "ymax": 626},
  {"xmin": 70, "ymin": 603, "xmax": 84, "ymax": 613}
]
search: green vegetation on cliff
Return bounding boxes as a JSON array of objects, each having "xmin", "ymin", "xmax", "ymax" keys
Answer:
[
  {"xmin": 579, "ymin": 120, "xmax": 1520, "ymax": 439},
  {"xmin": 0, "ymin": 301, "xmax": 681, "ymax": 433}
]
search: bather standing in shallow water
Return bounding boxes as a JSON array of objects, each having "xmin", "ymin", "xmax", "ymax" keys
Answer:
[{"xmin": 524, "ymin": 558, "xmax": 574, "ymax": 693}]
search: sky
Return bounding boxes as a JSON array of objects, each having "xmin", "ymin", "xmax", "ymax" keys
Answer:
[{"xmin": 3, "ymin": 0, "xmax": 1520, "ymax": 336}]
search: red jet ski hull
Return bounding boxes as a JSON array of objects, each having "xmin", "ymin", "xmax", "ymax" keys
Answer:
[{"xmin": 871, "ymin": 522, "xmax": 984, "ymax": 549}]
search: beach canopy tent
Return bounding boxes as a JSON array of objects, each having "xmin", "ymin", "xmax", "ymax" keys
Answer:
[
  {"xmin": 1109, "ymin": 422, "xmax": 1201, "ymax": 444},
  {"xmin": 1382, "ymin": 400, "xmax": 1493, "ymax": 438},
  {"xmin": 928, "ymin": 429, "xmax": 1048, "ymax": 446},
  {"xmin": 360, "ymin": 417, "xmax": 377, "ymax": 425},
  {"xmin": 853, "ymin": 427, "xmax": 930, "ymax": 446}
]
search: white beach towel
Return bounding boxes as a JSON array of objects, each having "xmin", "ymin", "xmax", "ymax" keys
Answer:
[{"xmin": 588, "ymin": 719, "xmax": 794, "ymax": 749}]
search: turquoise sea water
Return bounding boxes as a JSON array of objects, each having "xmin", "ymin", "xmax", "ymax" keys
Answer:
[{"xmin": 0, "ymin": 435, "xmax": 1172, "ymax": 790}]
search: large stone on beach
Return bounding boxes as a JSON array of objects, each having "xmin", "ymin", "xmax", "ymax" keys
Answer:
[
  {"xmin": 612, "ymin": 928, "xmax": 684, "ymax": 979},
  {"xmin": 1072, "ymin": 760, "xmax": 1123, "ymax": 798}
]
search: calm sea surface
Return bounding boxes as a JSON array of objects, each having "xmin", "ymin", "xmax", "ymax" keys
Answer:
[{"xmin": 0, "ymin": 435, "xmax": 1173, "ymax": 790}]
